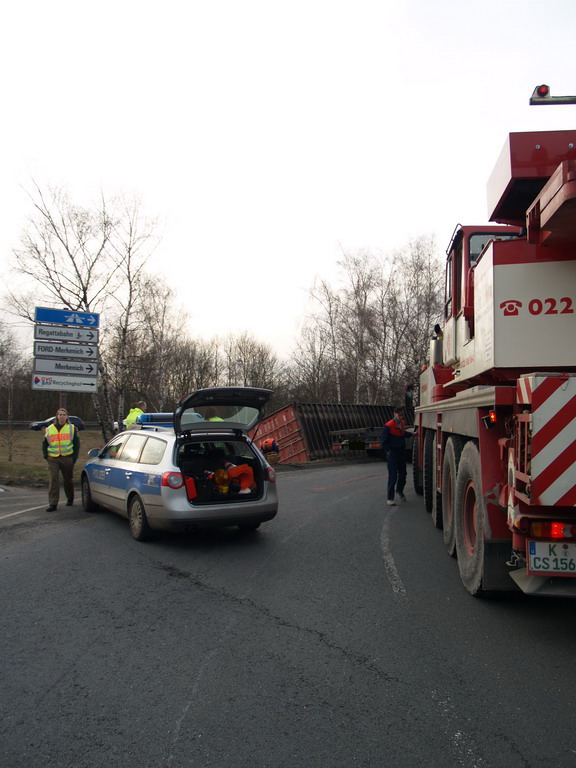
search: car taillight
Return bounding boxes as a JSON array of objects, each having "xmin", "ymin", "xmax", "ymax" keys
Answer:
[
  {"xmin": 530, "ymin": 521, "xmax": 576, "ymax": 539},
  {"xmin": 267, "ymin": 467, "xmax": 276, "ymax": 483},
  {"xmin": 162, "ymin": 472, "xmax": 184, "ymax": 489}
]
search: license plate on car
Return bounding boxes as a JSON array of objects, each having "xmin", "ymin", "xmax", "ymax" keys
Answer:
[{"xmin": 527, "ymin": 540, "xmax": 576, "ymax": 576}]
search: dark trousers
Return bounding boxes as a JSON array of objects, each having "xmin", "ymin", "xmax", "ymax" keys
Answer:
[
  {"xmin": 47, "ymin": 455, "xmax": 74, "ymax": 507},
  {"xmin": 386, "ymin": 449, "xmax": 406, "ymax": 501}
]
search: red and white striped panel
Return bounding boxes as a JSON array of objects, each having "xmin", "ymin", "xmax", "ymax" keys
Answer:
[
  {"xmin": 516, "ymin": 376, "xmax": 532, "ymax": 405},
  {"xmin": 524, "ymin": 375, "xmax": 576, "ymax": 507}
]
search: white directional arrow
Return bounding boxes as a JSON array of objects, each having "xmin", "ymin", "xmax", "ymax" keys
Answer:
[
  {"xmin": 32, "ymin": 373, "xmax": 98, "ymax": 392},
  {"xmin": 34, "ymin": 358, "xmax": 98, "ymax": 377},
  {"xmin": 34, "ymin": 325, "xmax": 100, "ymax": 344},
  {"xmin": 34, "ymin": 341, "xmax": 99, "ymax": 360}
]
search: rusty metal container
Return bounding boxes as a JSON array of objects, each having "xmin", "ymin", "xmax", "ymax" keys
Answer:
[{"xmin": 252, "ymin": 402, "xmax": 394, "ymax": 464}]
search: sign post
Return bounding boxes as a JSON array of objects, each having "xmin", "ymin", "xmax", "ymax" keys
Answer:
[{"xmin": 33, "ymin": 307, "xmax": 101, "ymax": 404}]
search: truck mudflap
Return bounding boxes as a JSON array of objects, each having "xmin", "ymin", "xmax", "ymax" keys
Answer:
[{"xmin": 481, "ymin": 541, "xmax": 519, "ymax": 591}]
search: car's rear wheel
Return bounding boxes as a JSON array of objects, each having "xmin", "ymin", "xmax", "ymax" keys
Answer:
[
  {"xmin": 81, "ymin": 475, "xmax": 99, "ymax": 514},
  {"xmin": 129, "ymin": 496, "xmax": 152, "ymax": 541}
]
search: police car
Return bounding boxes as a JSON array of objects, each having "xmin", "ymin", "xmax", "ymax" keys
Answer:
[{"xmin": 81, "ymin": 387, "xmax": 278, "ymax": 541}]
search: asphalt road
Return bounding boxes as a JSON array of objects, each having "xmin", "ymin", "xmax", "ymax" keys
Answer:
[{"xmin": 1, "ymin": 464, "xmax": 576, "ymax": 768}]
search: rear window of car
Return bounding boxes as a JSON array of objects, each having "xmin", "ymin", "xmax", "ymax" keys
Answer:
[
  {"xmin": 121, "ymin": 434, "xmax": 148, "ymax": 463},
  {"xmin": 178, "ymin": 439, "xmax": 252, "ymax": 462},
  {"xmin": 139, "ymin": 437, "xmax": 167, "ymax": 465}
]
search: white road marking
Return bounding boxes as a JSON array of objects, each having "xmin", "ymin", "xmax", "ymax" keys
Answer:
[
  {"xmin": 380, "ymin": 507, "xmax": 407, "ymax": 600},
  {"xmin": 0, "ymin": 505, "xmax": 46, "ymax": 520},
  {"xmin": 380, "ymin": 510, "xmax": 485, "ymax": 766}
]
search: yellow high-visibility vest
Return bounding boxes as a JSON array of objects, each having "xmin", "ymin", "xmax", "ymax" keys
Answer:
[
  {"xmin": 125, "ymin": 408, "xmax": 143, "ymax": 428},
  {"xmin": 45, "ymin": 423, "xmax": 75, "ymax": 457}
]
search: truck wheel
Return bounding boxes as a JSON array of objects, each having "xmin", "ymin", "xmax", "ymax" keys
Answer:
[
  {"xmin": 423, "ymin": 430, "xmax": 434, "ymax": 513},
  {"xmin": 128, "ymin": 495, "xmax": 152, "ymax": 542},
  {"xmin": 412, "ymin": 435, "xmax": 423, "ymax": 495},
  {"xmin": 441, "ymin": 437, "xmax": 463, "ymax": 557},
  {"xmin": 454, "ymin": 441, "xmax": 485, "ymax": 596},
  {"xmin": 430, "ymin": 433, "xmax": 443, "ymax": 529}
]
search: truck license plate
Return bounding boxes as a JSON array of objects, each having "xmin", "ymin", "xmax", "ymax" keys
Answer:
[{"xmin": 527, "ymin": 540, "xmax": 576, "ymax": 576}]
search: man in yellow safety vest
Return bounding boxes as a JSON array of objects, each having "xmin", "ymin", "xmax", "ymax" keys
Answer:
[
  {"xmin": 42, "ymin": 408, "xmax": 80, "ymax": 512},
  {"xmin": 125, "ymin": 401, "xmax": 147, "ymax": 429}
]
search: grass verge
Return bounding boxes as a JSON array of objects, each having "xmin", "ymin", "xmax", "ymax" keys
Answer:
[{"xmin": 0, "ymin": 429, "xmax": 106, "ymax": 487}]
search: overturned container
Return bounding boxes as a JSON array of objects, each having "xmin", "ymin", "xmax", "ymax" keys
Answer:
[{"xmin": 251, "ymin": 402, "xmax": 396, "ymax": 464}]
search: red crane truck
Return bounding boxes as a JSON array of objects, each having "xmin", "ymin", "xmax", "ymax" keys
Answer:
[{"xmin": 413, "ymin": 85, "xmax": 576, "ymax": 596}]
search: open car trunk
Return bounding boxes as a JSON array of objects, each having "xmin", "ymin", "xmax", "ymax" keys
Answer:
[{"xmin": 177, "ymin": 437, "xmax": 264, "ymax": 505}]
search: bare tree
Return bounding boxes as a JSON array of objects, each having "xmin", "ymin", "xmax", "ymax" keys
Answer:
[
  {"xmin": 307, "ymin": 279, "xmax": 343, "ymax": 402},
  {"xmin": 135, "ymin": 279, "xmax": 181, "ymax": 411},
  {"xmin": 337, "ymin": 250, "xmax": 383, "ymax": 403},
  {"xmin": 295, "ymin": 237, "xmax": 443, "ymax": 407},
  {"xmin": 104, "ymin": 198, "xmax": 157, "ymax": 426},
  {"xmin": 222, "ymin": 332, "xmax": 281, "ymax": 389},
  {"xmin": 167, "ymin": 338, "xmax": 220, "ymax": 398},
  {"xmin": 286, "ymin": 325, "xmax": 336, "ymax": 401},
  {"xmin": 7, "ymin": 183, "xmax": 159, "ymax": 440},
  {"xmin": 395, "ymin": 235, "xmax": 444, "ymax": 392},
  {"xmin": 9, "ymin": 183, "xmax": 116, "ymax": 319},
  {"xmin": 0, "ymin": 324, "xmax": 28, "ymax": 461}
]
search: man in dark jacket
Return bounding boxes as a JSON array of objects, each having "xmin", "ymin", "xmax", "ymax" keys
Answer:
[{"xmin": 381, "ymin": 406, "xmax": 407, "ymax": 506}]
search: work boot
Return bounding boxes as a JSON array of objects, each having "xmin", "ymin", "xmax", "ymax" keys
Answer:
[
  {"xmin": 46, "ymin": 505, "xmax": 57, "ymax": 512},
  {"xmin": 386, "ymin": 499, "xmax": 396, "ymax": 506},
  {"xmin": 396, "ymin": 492, "xmax": 407, "ymax": 502}
]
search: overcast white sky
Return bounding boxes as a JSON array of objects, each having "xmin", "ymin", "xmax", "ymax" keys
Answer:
[{"xmin": 1, "ymin": 0, "xmax": 575, "ymax": 358}]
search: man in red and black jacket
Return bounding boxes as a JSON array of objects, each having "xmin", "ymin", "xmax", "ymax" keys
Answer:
[{"xmin": 381, "ymin": 407, "xmax": 407, "ymax": 506}]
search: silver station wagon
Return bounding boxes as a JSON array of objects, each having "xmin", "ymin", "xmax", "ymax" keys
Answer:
[{"xmin": 81, "ymin": 387, "xmax": 279, "ymax": 541}]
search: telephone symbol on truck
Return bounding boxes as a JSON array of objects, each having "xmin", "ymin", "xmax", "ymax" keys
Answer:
[{"xmin": 500, "ymin": 300, "xmax": 522, "ymax": 316}]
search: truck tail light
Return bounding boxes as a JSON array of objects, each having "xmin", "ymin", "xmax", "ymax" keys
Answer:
[
  {"xmin": 482, "ymin": 410, "xmax": 497, "ymax": 429},
  {"xmin": 162, "ymin": 472, "xmax": 185, "ymax": 489},
  {"xmin": 530, "ymin": 521, "xmax": 576, "ymax": 539}
]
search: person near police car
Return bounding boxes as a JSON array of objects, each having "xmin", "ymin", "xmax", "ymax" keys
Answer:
[
  {"xmin": 125, "ymin": 401, "xmax": 147, "ymax": 428},
  {"xmin": 381, "ymin": 406, "xmax": 407, "ymax": 506},
  {"xmin": 42, "ymin": 408, "xmax": 80, "ymax": 512},
  {"xmin": 203, "ymin": 406, "xmax": 224, "ymax": 421},
  {"xmin": 261, "ymin": 438, "xmax": 280, "ymax": 456}
]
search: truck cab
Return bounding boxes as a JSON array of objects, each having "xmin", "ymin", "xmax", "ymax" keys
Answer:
[{"xmin": 441, "ymin": 224, "xmax": 521, "ymax": 369}]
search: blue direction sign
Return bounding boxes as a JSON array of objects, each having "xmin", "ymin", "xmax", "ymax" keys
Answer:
[{"xmin": 35, "ymin": 307, "xmax": 100, "ymax": 328}]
